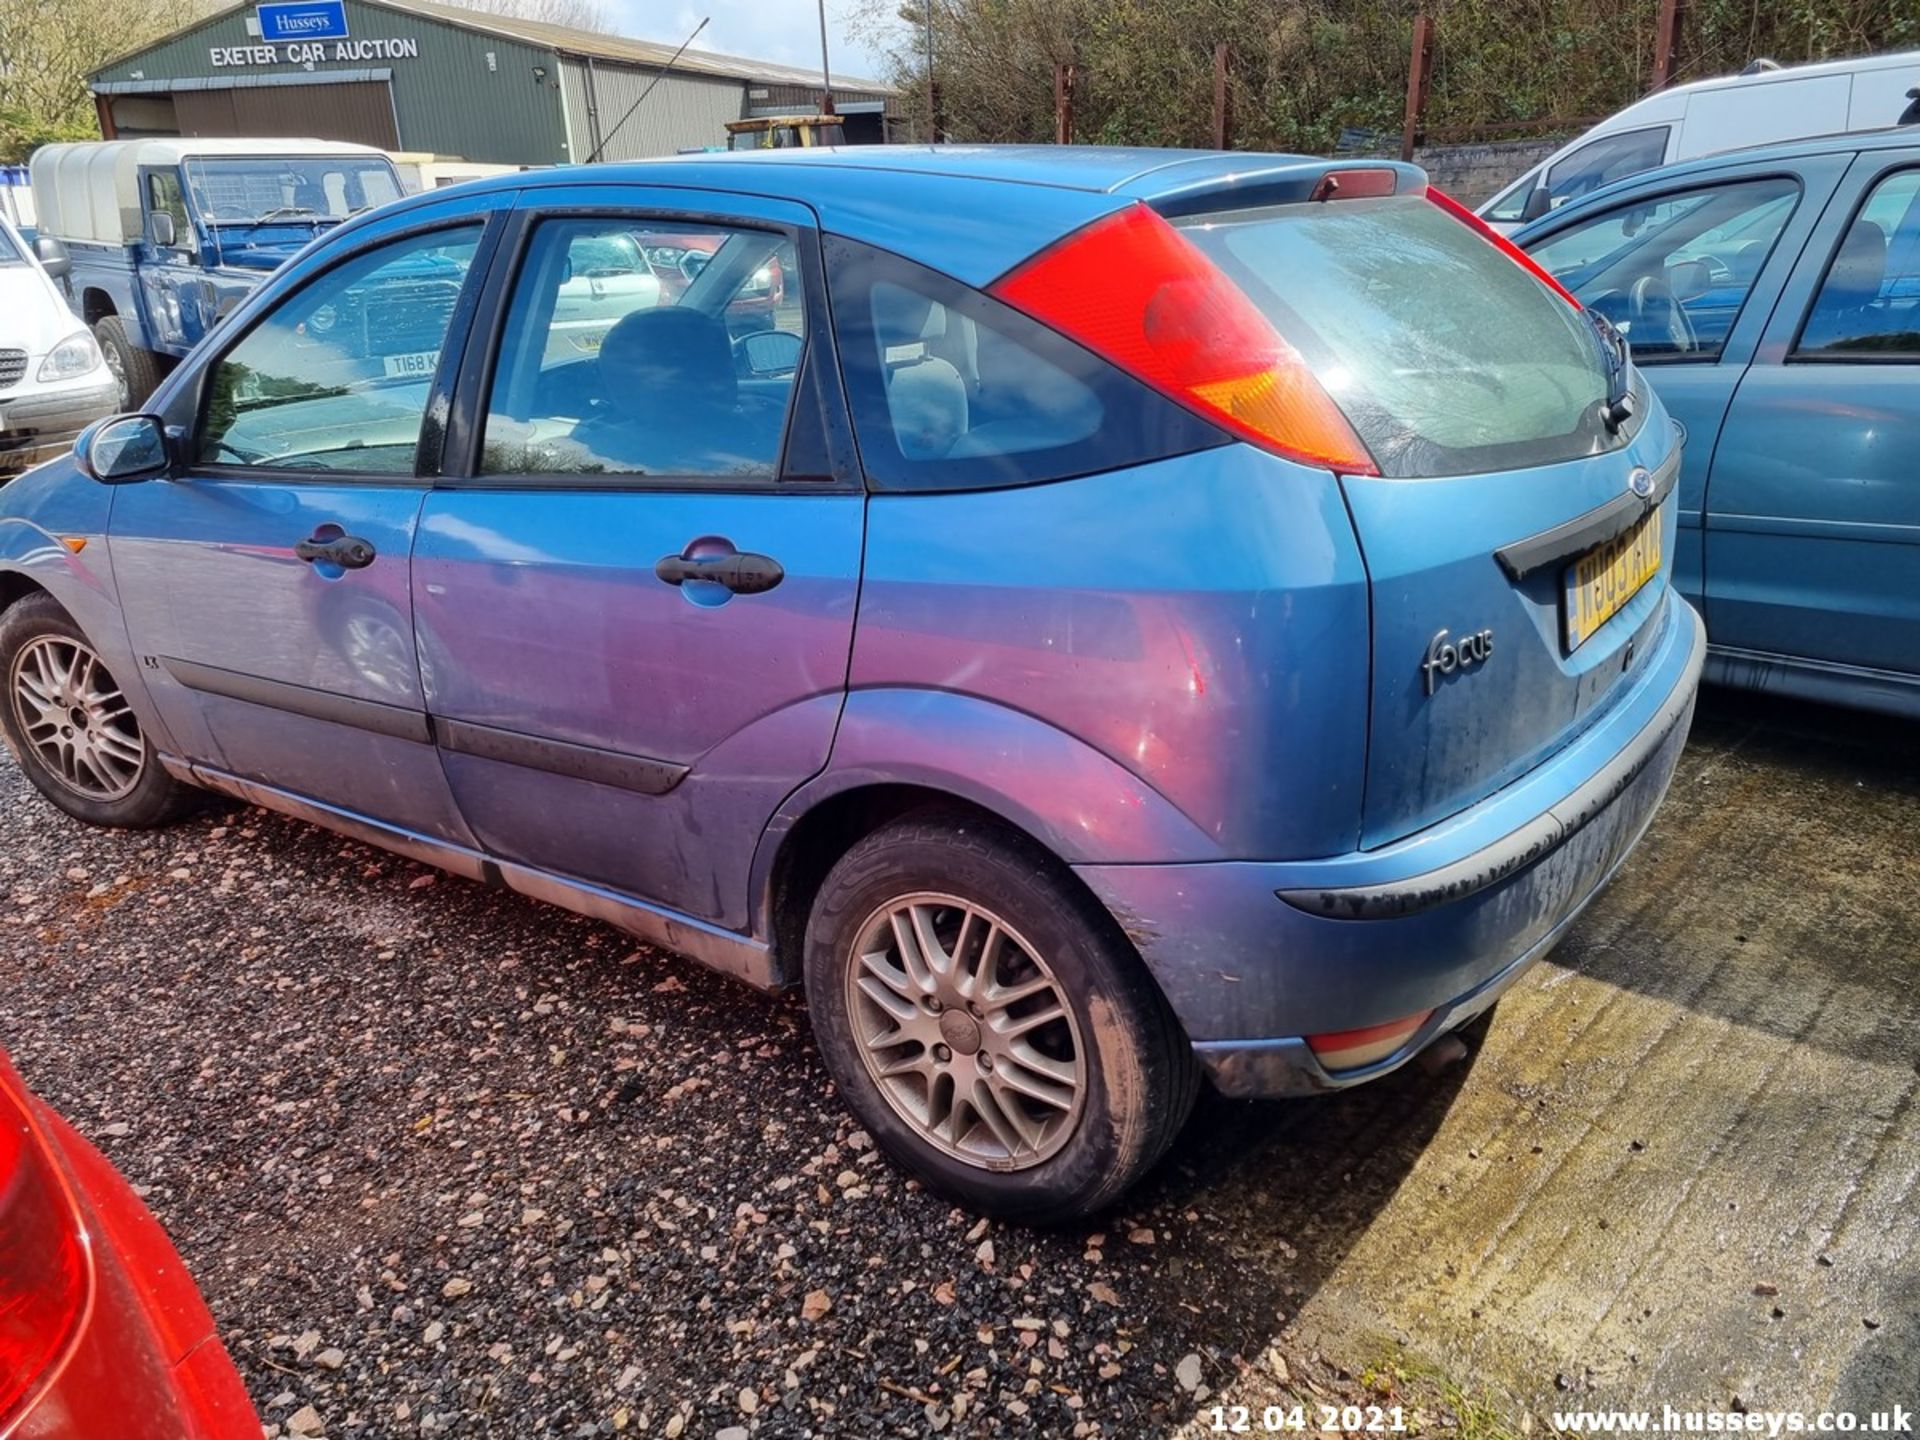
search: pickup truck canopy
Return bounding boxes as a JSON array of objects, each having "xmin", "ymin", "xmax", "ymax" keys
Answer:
[{"xmin": 30, "ymin": 137, "xmax": 391, "ymax": 246}]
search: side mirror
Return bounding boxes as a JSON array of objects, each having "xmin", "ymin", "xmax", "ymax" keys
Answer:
[
  {"xmin": 1667, "ymin": 258, "xmax": 1712, "ymax": 304},
  {"xmin": 147, "ymin": 211, "xmax": 177, "ymax": 249},
  {"xmin": 737, "ymin": 329, "xmax": 803, "ymax": 378},
  {"xmin": 32, "ymin": 235, "xmax": 71, "ymax": 281},
  {"xmin": 75, "ymin": 414, "xmax": 171, "ymax": 485},
  {"xmin": 1521, "ymin": 186, "xmax": 1554, "ymax": 223}
]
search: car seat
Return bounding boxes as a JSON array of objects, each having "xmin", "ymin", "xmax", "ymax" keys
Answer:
[{"xmin": 873, "ymin": 284, "xmax": 968, "ymax": 459}]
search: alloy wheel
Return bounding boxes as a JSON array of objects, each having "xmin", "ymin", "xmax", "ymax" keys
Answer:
[
  {"xmin": 7, "ymin": 636, "xmax": 146, "ymax": 801},
  {"xmin": 845, "ymin": 893, "xmax": 1086, "ymax": 1171}
]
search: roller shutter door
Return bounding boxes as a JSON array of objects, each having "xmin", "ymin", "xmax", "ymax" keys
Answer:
[{"xmin": 175, "ymin": 81, "xmax": 398, "ymax": 149}]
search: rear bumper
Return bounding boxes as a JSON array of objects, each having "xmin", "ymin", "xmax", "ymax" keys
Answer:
[
  {"xmin": 0, "ymin": 377, "xmax": 117, "ymax": 476},
  {"xmin": 1076, "ymin": 594, "xmax": 1705, "ymax": 1098},
  {"xmin": 22, "ymin": 1107, "xmax": 261, "ymax": 1439}
]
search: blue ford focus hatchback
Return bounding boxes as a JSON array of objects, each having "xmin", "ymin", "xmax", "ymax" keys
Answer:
[{"xmin": 0, "ymin": 148, "xmax": 1703, "ymax": 1220}]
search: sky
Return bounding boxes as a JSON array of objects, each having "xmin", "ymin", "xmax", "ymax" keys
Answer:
[{"xmin": 601, "ymin": 0, "xmax": 901, "ymax": 87}]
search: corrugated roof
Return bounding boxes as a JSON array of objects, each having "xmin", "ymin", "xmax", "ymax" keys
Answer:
[
  {"xmin": 370, "ymin": 0, "xmax": 893, "ymax": 91},
  {"xmin": 93, "ymin": 0, "xmax": 895, "ymax": 94}
]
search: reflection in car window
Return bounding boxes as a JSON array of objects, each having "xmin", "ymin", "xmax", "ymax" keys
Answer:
[
  {"xmin": 197, "ymin": 225, "xmax": 482, "ymax": 473},
  {"xmin": 1544, "ymin": 128, "xmax": 1670, "ymax": 211},
  {"xmin": 1798, "ymin": 169, "xmax": 1920, "ymax": 359},
  {"xmin": 1527, "ymin": 178, "xmax": 1799, "ymax": 360},
  {"xmin": 480, "ymin": 217, "xmax": 804, "ymax": 478}
]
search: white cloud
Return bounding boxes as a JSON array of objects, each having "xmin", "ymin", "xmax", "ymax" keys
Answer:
[{"xmin": 603, "ymin": 0, "xmax": 896, "ymax": 85}]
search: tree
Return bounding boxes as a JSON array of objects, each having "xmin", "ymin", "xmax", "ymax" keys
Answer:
[
  {"xmin": 0, "ymin": 0, "xmax": 210, "ymax": 159},
  {"xmin": 850, "ymin": 0, "xmax": 1920, "ymax": 154}
]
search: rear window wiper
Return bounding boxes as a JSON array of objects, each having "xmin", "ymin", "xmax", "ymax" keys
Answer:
[{"xmin": 1583, "ymin": 308, "xmax": 1636, "ymax": 432}]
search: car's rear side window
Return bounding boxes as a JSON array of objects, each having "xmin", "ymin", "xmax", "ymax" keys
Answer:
[
  {"xmin": 1174, "ymin": 196, "xmax": 1620, "ymax": 478},
  {"xmin": 827, "ymin": 237, "xmax": 1225, "ymax": 492}
]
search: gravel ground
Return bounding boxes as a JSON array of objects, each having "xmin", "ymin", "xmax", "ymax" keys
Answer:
[
  {"xmin": 4, "ymin": 690, "xmax": 1912, "ymax": 1438},
  {"xmin": 0, "ymin": 748, "xmax": 1447, "ymax": 1440}
]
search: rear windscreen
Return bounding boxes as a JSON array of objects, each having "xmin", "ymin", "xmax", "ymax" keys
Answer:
[{"xmin": 1174, "ymin": 196, "xmax": 1620, "ymax": 478}]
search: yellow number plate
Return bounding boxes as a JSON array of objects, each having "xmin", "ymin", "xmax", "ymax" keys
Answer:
[{"xmin": 1564, "ymin": 508, "xmax": 1662, "ymax": 651}]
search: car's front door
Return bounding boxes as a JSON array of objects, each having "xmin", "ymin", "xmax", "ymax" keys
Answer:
[
  {"xmin": 1705, "ymin": 155, "xmax": 1920, "ymax": 678},
  {"xmin": 1523, "ymin": 160, "xmax": 1844, "ymax": 605},
  {"xmin": 109, "ymin": 194, "xmax": 505, "ymax": 841},
  {"xmin": 413, "ymin": 186, "xmax": 864, "ymax": 932}
]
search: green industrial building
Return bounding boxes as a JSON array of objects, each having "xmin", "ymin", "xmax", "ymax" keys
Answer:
[{"xmin": 90, "ymin": 0, "xmax": 896, "ymax": 165}]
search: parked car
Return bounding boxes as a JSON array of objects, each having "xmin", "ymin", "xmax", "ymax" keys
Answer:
[
  {"xmin": 28, "ymin": 138, "xmax": 404, "ymax": 409},
  {"xmin": 0, "ymin": 215, "xmax": 117, "ymax": 479},
  {"xmin": 0, "ymin": 1046, "xmax": 261, "ymax": 1438},
  {"xmin": 0, "ymin": 149, "xmax": 1702, "ymax": 1221},
  {"xmin": 1517, "ymin": 128, "xmax": 1920, "ymax": 717},
  {"xmin": 1479, "ymin": 48, "xmax": 1920, "ymax": 232}
]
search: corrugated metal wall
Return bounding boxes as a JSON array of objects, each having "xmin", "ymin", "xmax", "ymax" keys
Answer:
[
  {"xmin": 91, "ymin": 0, "xmax": 568, "ymax": 165},
  {"xmin": 559, "ymin": 59, "xmax": 743, "ymax": 160}
]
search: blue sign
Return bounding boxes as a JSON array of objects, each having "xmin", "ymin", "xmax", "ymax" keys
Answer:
[{"xmin": 258, "ymin": 0, "xmax": 349, "ymax": 42}]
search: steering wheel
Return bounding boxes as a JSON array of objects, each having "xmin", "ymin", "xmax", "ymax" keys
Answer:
[{"xmin": 1627, "ymin": 274, "xmax": 1697, "ymax": 354}]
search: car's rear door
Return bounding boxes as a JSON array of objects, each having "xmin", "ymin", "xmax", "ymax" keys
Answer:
[
  {"xmin": 414, "ymin": 184, "xmax": 863, "ymax": 933},
  {"xmin": 1173, "ymin": 191, "xmax": 1686, "ymax": 847},
  {"xmin": 109, "ymin": 191, "xmax": 507, "ymax": 841},
  {"xmin": 1704, "ymin": 150, "xmax": 1920, "ymax": 680}
]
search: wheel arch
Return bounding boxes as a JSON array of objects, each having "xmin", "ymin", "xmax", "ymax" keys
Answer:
[
  {"xmin": 0, "ymin": 570, "xmax": 50, "ymax": 619},
  {"xmin": 80, "ymin": 288, "xmax": 118, "ymax": 326}
]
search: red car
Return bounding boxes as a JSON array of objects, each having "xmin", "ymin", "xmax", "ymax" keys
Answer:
[{"xmin": 0, "ymin": 1049, "xmax": 259, "ymax": 1439}]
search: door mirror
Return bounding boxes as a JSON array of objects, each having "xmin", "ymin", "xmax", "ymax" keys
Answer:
[
  {"xmin": 1667, "ymin": 258, "xmax": 1712, "ymax": 304},
  {"xmin": 75, "ymin": 414, "xmax": 171, "ymax": 484},
  {"xmin": 147, "ymin": 211, "xmax": 177, "ymax": 249},
  {"xmin": 735, "ymin": 328, "xmax": 803, "ymax": 378},
  {"xmin": 1521, "ymin": 186, "xmax": 1554, "ymax": 223},
  {"xmin": 32, "ymin": 235, "xmax": 71, "ymax": 281}
]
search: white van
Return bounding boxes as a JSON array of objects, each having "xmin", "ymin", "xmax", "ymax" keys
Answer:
[{"xmin": 1479, "ymin": 49, "xmax": 1920, "ymax": 230}]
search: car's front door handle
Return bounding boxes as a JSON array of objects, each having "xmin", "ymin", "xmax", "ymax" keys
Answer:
[
  {"xmin": 654, "ymin": 549, "xmax": 785, "ymax": 595},
  {"xmin": 294, "ymin": 534, "xmax": 377, "ymax": 570}
]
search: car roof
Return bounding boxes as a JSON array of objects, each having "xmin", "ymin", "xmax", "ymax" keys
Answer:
[
  {"xmin": 376, "ymin": 146, "xmax": 1421, "ymax": 285},
  {"xmin": 1515, "ymin": 125, "xmax": 1920, "ymax": 237}
]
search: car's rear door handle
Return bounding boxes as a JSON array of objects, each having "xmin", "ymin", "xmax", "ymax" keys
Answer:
[
  {"xmin": 654, "ymin": 549, "xmax": 784, "ymax": 595},
  {"xmin": 294, "ymin": 534, "xmax": 377, "ymax": 570}
]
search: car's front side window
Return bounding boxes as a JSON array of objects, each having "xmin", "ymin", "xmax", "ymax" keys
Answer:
[
  {"xmin": 1527, "ymin": 177, "xmax": 1800, "ymax": 360},
  {"xmin": 479, "ymin": 217, "xmax": 805, "ymax": 480},
  {"xmin": 1796, "ymin": 168, "xmax": 1920, "ymax": 360},
  {"xmin": 197, "ymin": 224, "xmax": 483, "ymax": 473}
]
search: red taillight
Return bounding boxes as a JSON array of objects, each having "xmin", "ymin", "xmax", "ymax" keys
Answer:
[
  {"xmin": 1306, "ymin": 1010, "xmax": 1434, "ymax": 1072},
  {"xmin": 1426, "ymin": 185, "xmax": 1582, "ymax": 310},
  {"xmin": 989, "ymin": 204, "xmax": 1379, "ymax": 475},
  {"xmin": 0, "ymin": 1083, "xmax": 92, "ymax": 1429}
]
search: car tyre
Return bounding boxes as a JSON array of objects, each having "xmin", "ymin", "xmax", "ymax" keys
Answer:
[
  {"xmin": 804, "ymin": 811, "xmax": 1199, "ymax": 1224},
  {"xmin": 93, "ymin": 315, "xmax": 165, "ymax": 410},
  {"xmin": 0, "ymin": 593, "xmax": 196, "ymax": 829}
]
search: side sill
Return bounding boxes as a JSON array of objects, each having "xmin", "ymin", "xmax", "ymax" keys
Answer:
[{"xmin": 158, "ymin": 754, "xmax": 777, "ymax": 990}]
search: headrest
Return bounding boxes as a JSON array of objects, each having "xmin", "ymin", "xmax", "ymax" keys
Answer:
[
  {"xmin": 872, "ymin": 283, "xmax": 947, "ymax": 349},
  {"xmin": 598, "ymin": 306, "xmax": 736, "ymax": 407}
]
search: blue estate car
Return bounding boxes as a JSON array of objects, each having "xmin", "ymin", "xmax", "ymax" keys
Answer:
[
  {"xmin": 0, "ymin": 149, "xmax": 1702, "ymax": 1220},
  {"xmin": 1517, "ymin": 128, "xmax": 1920, "ymax": 718}
]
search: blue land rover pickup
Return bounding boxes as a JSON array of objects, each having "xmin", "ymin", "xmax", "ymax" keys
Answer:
[{"xmin": 29, "ymin": 139, "xmax": 402, "ymax": 407}]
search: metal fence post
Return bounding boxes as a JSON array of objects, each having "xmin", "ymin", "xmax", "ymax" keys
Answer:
[
  {"xmin": 1212, "ymin": 41, "xmax": 1232, "ymax": 149},
  {"xmin": 1401, "ymin": 13, "xmax": 1434, "ymax": 164}
]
